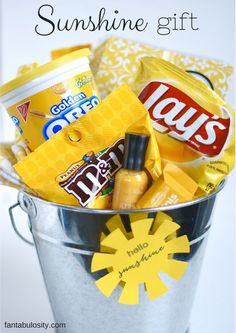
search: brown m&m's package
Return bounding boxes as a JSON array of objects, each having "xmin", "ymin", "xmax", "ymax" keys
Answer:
[
  {"xmin": 132, "ymin": 58, "xmax": 235, "ymax": 193},
  {"xmin": 14, "ymin": 84, "xmax": 161, "ymax": 208}
]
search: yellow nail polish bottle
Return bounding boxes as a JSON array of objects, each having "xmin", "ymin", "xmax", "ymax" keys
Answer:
[{"xmin": 112, "ymin": 133, "xmax": 149, "ymax": 210}]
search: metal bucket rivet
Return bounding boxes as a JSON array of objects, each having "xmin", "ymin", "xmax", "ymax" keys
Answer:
[{"xmin": 18, "ymin": 192, "xmax": 37, "ymax": 218}]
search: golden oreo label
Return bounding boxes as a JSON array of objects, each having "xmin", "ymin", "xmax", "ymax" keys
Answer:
[
  {"xmin": 0, "ymin": 49, "xmax": 100, "ymax": 151},
  {"xmin": 8, "ymin": 73, "xmax": 100, "ymax": 151}
]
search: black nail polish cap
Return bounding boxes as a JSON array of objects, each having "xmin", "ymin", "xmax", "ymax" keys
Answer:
[{"xmin": 123, "ymin": 133, "xmax": 150, "ymax": 171}]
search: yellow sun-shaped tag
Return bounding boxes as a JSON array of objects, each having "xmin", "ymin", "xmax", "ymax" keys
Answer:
[{"xmin": 91, "ymin": 213, "xmax": 190, "ymax": 304}]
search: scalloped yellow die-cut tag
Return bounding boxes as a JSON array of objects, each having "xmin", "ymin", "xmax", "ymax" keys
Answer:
[{"xmin": 91, "ymin": 215, "xmax": 190, "ymax": 305}]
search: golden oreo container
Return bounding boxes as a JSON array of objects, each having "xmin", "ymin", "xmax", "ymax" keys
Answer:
[{"xmin": 0, "ymin": 49, "xmax": 100, "ymax": 151}]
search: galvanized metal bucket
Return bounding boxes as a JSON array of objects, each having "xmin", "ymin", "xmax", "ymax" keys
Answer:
[{"xmin": 9, "ymin": 182, "xmax": 224, "ymax": 333}]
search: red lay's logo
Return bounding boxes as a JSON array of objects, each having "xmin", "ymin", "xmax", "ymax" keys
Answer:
[
  {"xmin": 139, "ymin": 82, "xmax": 230, "ymax": 157},
  {"xmin": 16, "ymin": 100, "xmax": 31, "ymax": 122}
]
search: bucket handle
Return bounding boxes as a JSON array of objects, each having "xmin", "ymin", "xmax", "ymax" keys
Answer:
[{"xmin": 9, "ymin": 202, "xmax": 34, "ymax": 246}]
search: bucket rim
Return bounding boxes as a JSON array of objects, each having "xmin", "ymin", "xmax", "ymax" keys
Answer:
[{"xmin": 18, "ymin": 179, "xmax": 226, "ymax": 215}]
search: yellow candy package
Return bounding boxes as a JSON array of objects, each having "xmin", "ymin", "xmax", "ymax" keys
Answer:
[
  {"xmin": 132, "ymin": 58, "xmax": 235, "ymax": 193},
  {"xmin": 136, "ymin": 163, "xmax": 198, "ymax": 208},
  {"xmin": 14, "ymin": 84, "xmax": 161, "ymax": 209}
]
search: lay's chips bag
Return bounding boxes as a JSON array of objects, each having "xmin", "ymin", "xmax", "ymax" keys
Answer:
[
  {"xmin": 132, "ymin": 58, "xmax": 235, "ymax": 193},
  {"xmin": 14, "ymin": 84, "xmax": 161, "ymax": 209}
]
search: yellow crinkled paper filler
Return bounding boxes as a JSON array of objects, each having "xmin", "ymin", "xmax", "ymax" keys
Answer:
[
  {"xmin": 0, "ymin": 142, "xmax": 22, "ymax": 189},
  {"xmin": 91, "ymin": 37, "xmax": 233, "ymax": 99},
  {"xmin": 132, "ymin": 57, "xmax": 235, "ymax": 193},
  {"xmin": 14, "ymin": 84, "xmax": 161, "ymax": 208}
]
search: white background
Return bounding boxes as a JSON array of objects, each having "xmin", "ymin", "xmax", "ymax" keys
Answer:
[{"xmin": 0, "ymin": 0, "xmax": 235, "ymax": 332}]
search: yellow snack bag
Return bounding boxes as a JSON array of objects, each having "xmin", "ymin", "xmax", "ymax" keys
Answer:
[
  {"xmin": 91, "ymin": 37, "xmax": 233, "ymax": 99},
  {"xmin": 137, "ymin": 163, "xmax": 198, "ymax": 208},
  {"xmin": 132, "ymin": 58, "xmax": 235, "ymax": 193},
  {"xmin": 14, "ymin": 84, "xmax": 161, "ymax": 208}
]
